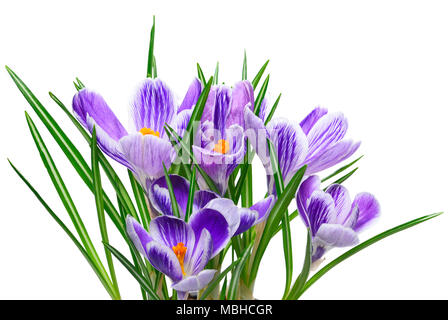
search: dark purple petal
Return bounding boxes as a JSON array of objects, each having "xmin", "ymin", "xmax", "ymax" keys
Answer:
[
  {"xmin": 296, "ymin": 176, "xmax": 321, "ymax": 229},
  {"xmin": 149, "ymin": 174, "xmax": 190, "ymax": 218},
  {"xmin": 204, "ymin": 198, "xmax": 241, "ymax": 236},
  {"xmin": 314, "ymin": 223, "xmax": 359, "ymax": 248},
  {"xmin": 213, "ymin": 86, "xmax": 231, "ymax": 138},
  {"xmin": 171, "ymin": 269, "xmax": 216, "ymax": 292},
  {"xmin": 325, "ymin": 184, "xmax": 352, "ymax": 224},
  {"xmin": 126, "ymin": 216, "xmax": 152, "ymax": 255},
  {"xmin": 306, "ymin": 139, "xmax": 361, "ymax": 175},
  {"xmin": 178, "ymin": 78, "xmax": 202, "ymax": 113},
  {"xmin": 73, "ymin": 89, "xmax": 127, "ymax": 141},
  {"xmin": 131, "ymin": 78, "xmax": 176, "ymax": 136},
  {"xmin": 305, "ymin": 112, "xmax": 348, "ymax": 163},
  {"xmin": 299, "ymin": 107, "xmax": 328, "ymax": 135},
  {"xmin": 184, "ymin": 229, "xmax": 212, "ymax": 275},
  {"xmin": 228, "ymin": 80, "xmax": 254, "ymax": 128},
  {"xmin": 306, "ymin": 190, "xmax": 337, "ymax": 236},
  {"xmin": 233, "ymin": 208, "xmax": 258, "ymax": 236},
  {"xmin": 188, "ymin": 208, "xmax": 231, "ymax": 257},
  {"xmin": 149, "ymin": 216, "xmax": 195, "ymax": 251},
  {"xmin": 193, "ymin": 190, "xmax": 219, "ymax": 213},
  {"xmin": 251, "ymin": 195, "xmax": 275, "ymax": 224},
  {"xmin": 146, "ymin": 241, "xmax": 183, "ymax": 282},
  {"xmin": 352, "ymin": 192, "xmax": 380, "ymax": 232}
]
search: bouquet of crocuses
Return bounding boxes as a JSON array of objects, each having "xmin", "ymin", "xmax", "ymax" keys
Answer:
[{"xmin": 6, "ymin": 18, "xmax": 442, "ymax": 300}]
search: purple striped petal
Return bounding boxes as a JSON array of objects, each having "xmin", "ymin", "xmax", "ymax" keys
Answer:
[
  {"xmin": 306, "ymin": 139, "xmax": 361, "ymax": 175},
  {"xmin": 244, "ymin": 106, "xmax": 270, "ymax": 169},
  {"xmin": 300, "ymin": 107, "xmax": 328, "ymax": 135},
  {"xmin": 297, "ymin": 176, "xmax": 321, "ymax": 228},
  {"xmin": 305, "ymin": 112, "xmax": 348, "ymax": 162},
  {"xmin": 126, "ymin": 216, "xmax": 152, "ymax": 255},
  {"xmin": 149, "ymin": 174, "xmax": 190, "ymax": 218},
  {"xmin": 228, "ymin": 80, "xmax": 254, "ymax": 128},
  {"xmin": 258, "ymin": 98, "xmax": 269, "ymax": 123},
  {"xmin": 201, "ymin": 87, "xmax": 217, "ymax": 123},
  {"xmin": 146, "ymin": 241, "xmax": 183, "ymax": 282},
  {"xmin": 188, "ymin": 208, "xmax": 231, "ymax": 257},
  {"xmin": 314, "ymin": 223, "xmax": 359, "ymax": 248},
  {"xmin": 204, "ymin": 198, "xmax": 241, "ymax": 236},
  {"xmin": 213, "ymin": 86, "xmax": 231, "ymax": 138},
  {"xmin": 173, "ymin": 109, "xmax": 192, "ymax": 138},
  {"xmin": 149, "ymin": 216, "xmax": 195, "ymax": 251},
  {"xmin": 233, "ymin": 208, "xmax": 258, "ymax": 236},
  {"xmin": 131, "ymin": 78, "xmax": 176, "ymax": 136},
  {"xmin": 184, "ymin": 229, "xmax": 212, "ymax": 276},
  {"xmin": 326, "ymin": 184, "xmax": 352, "ymax": 224},
  {"xmin": 352, "ymin": 192, "xmax": 380, "ymax": 232},
  {"xmin": 306, "ymin": 190, "xmax": 337, "ymax": 236},
  {"xmin": 73, "ymin": 89, "xmax": 127, "ymax": 141},
  {"xmin": 251, "ymin": 195, "xmax": 275, "ymax": 224},
  {"xmin": 178, "ymin": 78, "xmax": 202, "ymax": 113},
  {"xmin": 118, "ymin": 133, "xmax": 176, "ymax": 188},
  {"xmin": 193, "ymin": 190, "xmax": 219, "ymax": 213},
  {"xmin": 172, "ymin": 269, "xmax": 217, "ymax": 292}
]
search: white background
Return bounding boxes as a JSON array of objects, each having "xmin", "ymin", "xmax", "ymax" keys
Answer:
[{"xmin": 1, "ymin": 0, "xmax": 447, "ymax": 299}]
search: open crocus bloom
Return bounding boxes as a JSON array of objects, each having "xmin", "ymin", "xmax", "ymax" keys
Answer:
[
  {"xmin": 148, "ymin": 174, "xmax": 275, "ymax": 235},
  {"xmin": 244, "ymin": 106, "xmax": 361, "ymax": 194},
  {"xmin": 72, "ymin": 78, "xmax": 202, "ymax": 191},
  {"xmin": 192, "ymin": 81, "xmax": 254, "ymax": 195},
  {"xmin": 296, "ymin": 175, "xmax": 380, "ymax": 265}
]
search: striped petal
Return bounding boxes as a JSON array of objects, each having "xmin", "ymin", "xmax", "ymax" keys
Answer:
[
  {"xmin": 299, "ymin": 107, "xmax": 328, "ymax": 135},
  {"xmin": 149, "ymin": 174, "xmax": 190, "ymax": 218},
  {"xmin": 149, "ymin": 216, "xmax": 195, "ymax": 251},
  {"xmin": 228, "ymin": 80, "xmax": 254, "ymax": 128},
  {"xmin": 146, "ymin": 241, "xmax": 183, "ymax": 282},
  {"xmin": 126, "ymin": 216, "xmax": 152, "ymax": 255},
  {"xmin": 172, "ymin": 269, "xmax": 217, "ymax": 293},
  {"xmin": 352, "ymin": 192, "xmax": 380, "ymax": 232},
  {"xmin": 178, "ymin": 78, "xmax": 202, "ymax": 113}
]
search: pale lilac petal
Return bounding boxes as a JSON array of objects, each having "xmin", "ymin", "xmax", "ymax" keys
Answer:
[
  {"xmin": 314, "ymin": 223, "xmax": 359, "ymax": 248},
  {"xmin": 184, "ymin": 229, "xmax": 212, "ymax": 276},
  {"xmin": 326, "ymin": 184, "xmax": 352, "ymax": 224},
  {"xmin": 251, "ymin": 195, "xmax": 275, "ymax": 224},
  {"xmin": 146, "ymin": 241, "xmax": 183, "ymax": 282},
  {"xmin": 306, "ymin": 140, "xmax": 361, "ymax": 175},
  {"xmin": 126, "ymin": 216, "xmax": 152, "ymax": 255},
  {"xmin": 258, "ymin": 98, "xmax": 269, "ymax": 123},
  {"xmin": 201, "ymin": 87, "xmax": 217, "ymax": 123},
  {"xmin": 73, "ymin": 89, "xmax": 127, "ymax": 141},
  {"xmin": 149, "ymin": 174, "xmax": 190, "ymax": 218},
  {"xmin": 305, "ymin": 112, "xmax": 348, "ymax": 162},
  {"xmin": 244, "ymin": 106, "xmax": 270, "ymax": 169},
  {"xmin": 204, "ymin": 198, "xmax": 241, "ymax": 236},
  {"xmin": 173, "ymin": 109, "xmax": 192, "ymax": 138},
  {"xmin": 299, "ymin": 107, "xmax": 328, "ymax": 135},
  {"xmin": 306, "ymin": 190, "xmax": 337, "ymax": 235},
  {"xmin": 149, "ymin": 216, "xmax": 195, "ymax": 251},
  {"xmin": 193, "ymin": 190, "xmax": 219, "ymax": 213},
  {"xmin": 178, "ymin": 78, "xmax": 202, "ymax": 113},
  {"xmin": 172, "ymin": 269, "xmax": 217, "ymax": 292},
  {"xmin": 297, "ymin": 176, "xmax": 321, "ymax": 228},
  {"xmin": 233, "ymin": 208, "xmax": 258, "ymax": 236},
  {"xmin": 352, "ymin": 192, "xmax": 380, "ymax": 232},
  {"xmin": 188, "ymin": 208, "xmax": 231, "ymax": 257},
  {"xmin": 228, "ymin": 80, "xmax": 254, "ymax": 127},
  {"xmin": 131, "ymin": 78, "xmax": 176, "ymax": 136},
  {"xmin": 118, "ymin": 133, "xmax": 176, "ymax": 188}
]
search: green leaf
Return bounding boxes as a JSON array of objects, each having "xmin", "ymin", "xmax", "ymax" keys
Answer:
[
  {"xmin": 104, "ymin": 243, "xmax": 160, "ymax": 300},
  {"xmin": 200, "ymin": 259, "xmax": 240, "ymax": 300},
  {"xmin": 297, "ymin": 212, "xmax": 444, "ymax": 298},
  {"xmin": 228, "ymin": 243, "xmax": 253, "ymax": 300},
  {"xmin": 197, "ymin": 63, "xmax": 206, "ymax": 85},
  {"xmin": 321, "ymin": 155, "xmax": 363, "ymax": 183},
  {"xmin": 220, "ymin": 276, "xmax": 228, "ymax": 300},
  {"xmin": 249, "ymin": 165, "xmax": 307, "ymax": 284},
  {"xmin": 285, "ymin": 228, "xmax": 312, "ymax": 300},
  {"xmin": 128, "ymin": 170, "xmax": 151, "ymax": 230},
  {"xmin": 242, "ymin": 50, "xmax": 247, "ymax": 80},
  {"xmin": 264, "ymin": 93, "xmax": 282, "ymax": 125},
  {"xmin": 253, "ymin": 74, "xmax": 270, "ymax": 116},
  {"xmin": 8, "ymin": 160, "xmax": 118, "ymax": 299},
  {"xmin": 323, "ymin": 167, "xmax": 358, "ymax": 191},
  {"xmin": 162, "ymin": 163, "xmax": 181, "ymax": 218},
  {"xmin": 91, "ymin": 127, "xmax": 120, "ymax": 298},
  {"xmin": 147, "ymin": 16, "xmax": 155, "ymax": 78},
  {"xmin": 185, "ymin": 166, "xmax": 197, "ymax": 222},
  {"xmin": 252, "ymin": 59, "xmax": 269, "ymax": 89},
  {"xmin": 214, "ymin": 62, "xmax": 219, "ymax": 85}
]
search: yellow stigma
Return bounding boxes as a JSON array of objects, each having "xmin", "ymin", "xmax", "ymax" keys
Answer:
[
  {"xmin": 172, "ymin": 242, "xmax": 187, "ymax": 276},
  {"xmin": 139, "ymin": 127, "xmax": 160, "ymax": 137},
  {"xmin": 213, "ymin": 139, "xmax": 230, "ymax": 154}
]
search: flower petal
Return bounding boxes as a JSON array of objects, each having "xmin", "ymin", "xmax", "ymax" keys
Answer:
[
  {"xmin": 184, "ymin": 228, "xmax": 212, "ymax": 276},
  {"xmin": 228, "ymin": 80, "xmax": 254, "ymax": 128},
  {"xmin": 178, "ymin": 78, "xmax": 202, "ymax": 113},
  {"xmin": 204, "ymin": 198, "xmax": 241, "ymax": 236},
  {"xmin": 306, "ymin": 190, "xmax": 337, "ymax": 236},
  {"xmin": 297, "ymin": 176, "xmax": 322, "ymax": 228},
  {"xmin": 244, "ymin": 106, "xmax": 270, "ymax": 168},
  {"xmin": 73, "ymin": 89, "xmax": 127, "ymax": 141},
  {"xmin": 299, "ymin": 107, "xmax": 328, "ymax": 135},
  {"xmin": 131, "ymin": 78, "xmax": 176, "ymax": 136},
  {"xmin": 314, "ymin": 223, "xmax": 359, "ymax": 248},
  {"xmin": 193, "ymin": 190, "xmax": 219, "ymax": 213},
  {"xmin": 233, "ymin": 208, "xmax": 258, "ymax": 236},
  {"xmin": 149, "ymin": 215, "xmax": 195, "ymax": 251},
  {"xmin": 213, "ymin": 86, "xmax": 231, "ymax": 138},
  {"xmin": 325, "ymin": 184, "xmax": 352, "ymax": 224},
  {"xmin": 188, "ymin": 208, "xmax": 231, "ymax": 257},
  {"xmin": 172, "ymin": 269, "xmax": 217, "ymax": 292},
  {"xmin": 149, "ymin": 174, "xmax": 190, "ymax": 218},
  {"xmin": 146, "ymin": 241, "xmax": 183, "ymax": 282},
  {"xmin": 352, "ymin": 192, "xmax": 380, "ymax": 232},
  {"xmin": 251, "ymin": 195, "xmax": 275, "ymax": 224},
  {"xmin": 126, "ymin": 216, "xmax": 152, "ymax": 255},
  {"xmin": 173, "ymin": 109, "xmax": 192, "ymax": 138}
]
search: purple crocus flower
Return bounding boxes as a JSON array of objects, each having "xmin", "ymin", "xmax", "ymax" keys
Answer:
[
  {"xmin": 191, "ymin": 81, "xmax": 254, "ymax": 195},
  {"xmin": 244, "ymin": 106, "xmax": 360, "ymax": 193},
  {"xmin": 72, "ymin": 78, "xmax": 201, "ymax": 191},
  {"xmin": 296, "ymin": 175, "xmax": 380, "ymax": 265},
  {"xmin": 148, "ymin": 174, "xmax": 275, "ymax": 235}
]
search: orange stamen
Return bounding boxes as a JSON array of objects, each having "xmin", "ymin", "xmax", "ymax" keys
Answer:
[
  {"xmin": 139, "ymin": 127, "xmax": 160, "ymax": 137},
  {"xmin": 172, "ymin": 242, "xmax": 187, "ymax": 276},
  {"xmin": 213, "ymin": 139, "xmax": 230, "ymax": 154}
]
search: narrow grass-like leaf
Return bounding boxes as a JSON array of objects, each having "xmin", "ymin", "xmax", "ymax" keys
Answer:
[
  {"xmin": 321, "ymin": 155, "xmax": 363, "ymax": 183},
  {"xmin": 252, "ymin": 60, "xmax": 269, "ymax": 89},
  {"xmin": 297, "ymin": 212, "xmax": 443, "ymax": 298},
  {"xmin": 104, "ymin": 243, "xmax": 160, "ymax": 300},
  {"xmin": 200, "ymin": 259, "xmax": 241, "ymax": 300},
  {"xmin": 253, "ymin": 74, "xmax": 270, "ymax": 116},
  {"xmin": 323, "ymin": 167, "xmax": 358, "ymax": 191},
  {"xmin": 163, "ymin": 163, "xmax": 181, "ymax": 218},
  {"xmin": 8, "ymin": 160, "xmax": 118, "ymax": 299},
  {"xmin": 91, "ymin": 127, "xmax": 120, "ymax": 298},
  {"xmin": 128, "ymin": 170, "xmax": 151, "ymax": 229},
  {"xmin": 274, "ymin": 210, "xmax": 299, "ymax": 236},
  {"xmin": 228, "ymin": 243, "xmax": 253, "ymax": 300},
  {"xmin": 147, "ymin": 16, "xmax": 155, "ymax": 78},
  {"xmin": 197, "ymin": 63, "xmax": 206, "ymax": 85},
  {"xmin": 264, "ymin": 93, "xmax": 282, "ymax": 125},
  {"xmin": 220, "ymin": 276, "xmax": 228, "ymax": 300},
  {"xmin": 152, "ymin": 56, "xmax": 158, "ymax": 78},
  {"xmin": 249, "ymin": 165, "xmax": 307, "ymax": 284},
  {"xmin": 185, "ymin": 166, "xmax": 197, "ymax": 222},
  {"xmin": 242, "ymin": 50, "xmax": 247, "ymax": 80},
  {"xmin": 285, "ymin": 228, "xmax": 312, "ymax": 300},
  {"xmin": 24, "ymin": 112, "xmax": 114, "ymax": 291},
  {"xmin": 214, "ymin": 62, "xmax": 219, "ymax": 85}
]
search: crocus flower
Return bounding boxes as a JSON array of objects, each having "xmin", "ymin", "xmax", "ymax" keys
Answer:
[
  {"xmin": 191, "ymin": 81, "xmax": 254, "ymax": 195},
  {"xmin": 148, "ymin": 174, "xmax": 275, "ymax": 235},
  {"xmin": 296, "ymin": 175, "xmax": 380, "ymax": 265},
  {"xmin": 244, "ymin": 106, "xmax": 360, "ymax": 194},
  {"xmin": 72, "ymin": 78, "xmax": 201, "ymax": 191}
]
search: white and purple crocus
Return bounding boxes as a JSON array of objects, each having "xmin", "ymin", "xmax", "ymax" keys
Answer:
[
  {"xmin": 296, "ymin": 175, "xmax": 380, "ymax": 265},
  {"xmin": 72, "ymin": 78, "xmax": 201, "ymax": 192}
]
